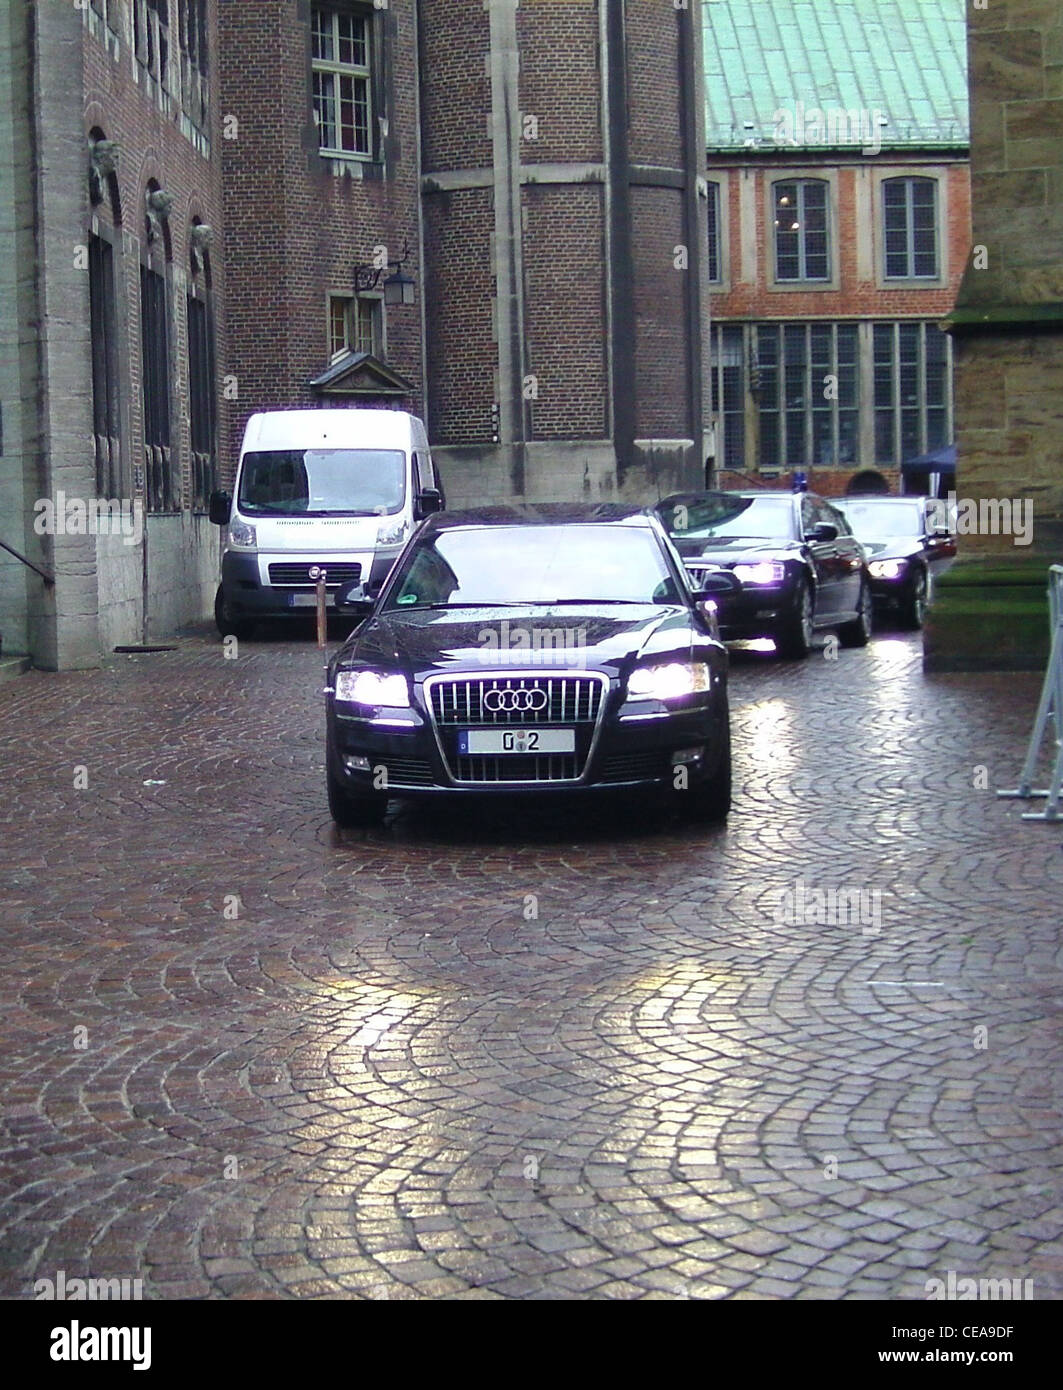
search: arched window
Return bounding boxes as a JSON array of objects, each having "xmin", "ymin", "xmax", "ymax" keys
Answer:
[
  {"xmin": 141, "ymin": 180, "xmax": 174, "ymax": 512},
  {"xmin": 883, "ymin": 177, "xmax": 938, "ymax": 279},
  {"xmin": 88, "ymin": 129, "xmax": 123, "ymax": 499},
  {"xmin": 773, "ymin": 179, "xmax": 830, "ymax": 282},
  {"xmin": 187, "ymin": 220, "xmax": 218, "ymax": 512}
]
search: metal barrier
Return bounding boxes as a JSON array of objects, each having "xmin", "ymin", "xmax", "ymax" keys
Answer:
[{"xmin": 997, "ymin": 564, "xmax": 1063, "ymax": 822}]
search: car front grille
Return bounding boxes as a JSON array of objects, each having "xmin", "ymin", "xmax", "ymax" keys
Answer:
[
  {"xmin": 426, "ymin": 672, "xmax": 607, "ymax": 784},
  {"xmin": 379, "ymin": 756, "xmax": 435, "ymax": 788},
  {"xmin": 268, "ymin": 561, "xmax": 362, "ymax": 588},
  {"xmin": 429, "ymin": 673, "xmax": 603, "ymax": 726},
  {"xmin": 452, "ymin": 753, "xmax": 581, "ymax": 783},
  {"xmin": 599, "ymin": 750, "xmax": 671, "ymax": 783}
]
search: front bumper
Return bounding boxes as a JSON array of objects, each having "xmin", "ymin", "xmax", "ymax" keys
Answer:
[
  {"xmin": 867, "ymin": 570, "xmax": 913, "ymax": 605},
  {"xmin": 327, "ymin": 694, "xmax": 727, "ymax": 797},
  {"xmin": 712, "ymin": 577, "xmax": 802, "ymax": 641},
  {"xmin": 221, "ymin": 548, "xmax": 399, "ymax": 618}
]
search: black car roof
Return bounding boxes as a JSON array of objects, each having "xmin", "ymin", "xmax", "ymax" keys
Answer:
[
  {"xmin": 836, "ymin": 495, "xmax": 922, "ymax": 505},
  {"xmin": 426, "ymin": 503, "xmax": 656, "ymax": 530},
  {"xmin": 658, "ymin": 489, "xmax": 803, "ymax": 505}
]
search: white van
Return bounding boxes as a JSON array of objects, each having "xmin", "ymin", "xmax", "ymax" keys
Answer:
[{"xmin": 209, "ymin": 408, "xmax": 443, "ymax": 636}]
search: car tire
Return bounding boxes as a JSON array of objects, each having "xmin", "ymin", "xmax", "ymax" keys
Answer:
[
  {"xmin": 214, "ymin": 585, "xmax": 256, "ymax": 641},
  {"xmin": 775, "ymin": 577, "xmax": 814, "ymax": 659},
  {"xmin": 677, "ymin": 712, "xmax": 732, "ymax": 823},
  {"xmin": 326, "ymin": 746, "xmax": 388, "ymax": 828},
  {"xmin": 899, "ymin": 566, "xmax": 928, "ymax": 630},
  {"xmin": 838, "ymin": 578, "xmax": 873, "ymax": 647}
]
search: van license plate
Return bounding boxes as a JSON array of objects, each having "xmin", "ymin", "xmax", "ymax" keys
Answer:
[
  {"xmin": 459, "ymin": 729, "xmax": 575, "ymax": 755},
  {"xmin": 289, "ymin": 592, "xmax": 334, "ymax": 608}
]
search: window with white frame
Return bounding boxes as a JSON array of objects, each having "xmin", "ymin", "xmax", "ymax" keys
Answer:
[
  {"xmin": 312, "ymin": 7, "xmax": 373, "ymax": 158},
  {"xmin": 756, "ymin": 323, "xmax": 859, "ymax": 468},
  {"xmin": 883, "ymin": 177, "xmax": 938, "ymax": 279},
  {"xmin": 873, "ymin": 321, "xmax": 951, "ymax": 464},
  {"xmin": 329, "ymin": 295, "xmax": 380, "ymax": 359},
  {"xmin": 773, "ymin": 179, "xmax": 830, "ymax": 282}
]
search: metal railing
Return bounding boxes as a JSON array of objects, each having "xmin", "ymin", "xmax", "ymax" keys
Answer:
[
  {"xmin": 0, "ymin": 537, "xmax": 55, "ymax": 586},
  {"xmin": 997, "ymin": 564, "xmax": 1063, "ymax": 822}
]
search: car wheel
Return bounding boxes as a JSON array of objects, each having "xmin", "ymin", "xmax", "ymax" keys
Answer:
[
  {"xmin": 677, "ymin": 712, "xmax": 732, "ymax": 823},
  {"xmin": 899, "ymin": 566, "xmax": 928, "ymax": 630},
  {"xmin": 214, "ymin": 585, "xmax": 256, "ymax": 641},
  {"xmin": 838, "ymin": 578, "xmax": 873, "ymax": 647},
  {"xmin": 775, "ymin": 578, "xmax": 814, "ymax": 659},
  {"xmin": 326, "ymin": 745, "xmax": 388, "ymax": 828}
]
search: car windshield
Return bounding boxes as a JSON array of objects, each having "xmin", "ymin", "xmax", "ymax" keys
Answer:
[
  {"xmin": 382, "ymin": 524, "xmax": 683, "ymax": 608},
  {"xmin": 660, "ymin": 495, "xmax": 796, "ymax": 541},
  {"xmin": 839, "ymin": 501, "xmax": 923, "ymax": 539},
  {"xmin": 237, "ymin": 449, "xmax": 406, "ymax": 517}
]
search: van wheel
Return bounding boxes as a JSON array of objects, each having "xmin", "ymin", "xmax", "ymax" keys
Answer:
[{"xmin": 215, "ymin": 585, "xmax": 255, "ymax": 641}]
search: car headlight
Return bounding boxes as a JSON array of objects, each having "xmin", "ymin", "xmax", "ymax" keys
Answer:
[
  {"xmin": 732, "ymin": 561, "xmax": 786, "ymax": 585},
  {"xmin": 627, "ymin": 662, "xmax": 711, "ymax": 701},
  {"xmin": 868, "ymin": 558, "xmax": 907, "ymax": 580},
  {"xmin": 334, "ymin": 670, "xmax": 411, "ymax": 706},
  {"xmin": 376, "ymin": 518, "xmax": 409, "ymax": 547},
  {"xmin": 228, "ymin": 521, "xmax": 257, "ymax": 548}
]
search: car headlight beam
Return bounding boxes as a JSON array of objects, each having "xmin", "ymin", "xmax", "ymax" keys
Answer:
[
  {"xmin": 626, "ymin": 661, "xmax": 711, "ymax": 702},
  {"xmin": 731, "ymin": 561, "xmax": 786, "ymax": 586},
  {"xmin": 334, "ymin": 669, "xmax": 411, "ymax": 707},
  {"xmin": 868, "ymin": 558, "xmax": 907, "ymax": 580}
]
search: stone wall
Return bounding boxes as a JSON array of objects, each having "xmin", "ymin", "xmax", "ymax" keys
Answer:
[{"xmin": 949, "ymin": 0, "xmax": 1063, "ymax": 555}]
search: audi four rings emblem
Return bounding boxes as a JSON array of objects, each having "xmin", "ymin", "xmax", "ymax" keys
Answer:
[{"xmin": 484, "ymin": 688, "xmax": 548, "ymax": 712}]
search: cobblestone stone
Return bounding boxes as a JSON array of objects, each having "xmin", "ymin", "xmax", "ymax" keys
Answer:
[{"xmin": 1, "ymin": 628, "xmax": 1060, "ymax": 1299}]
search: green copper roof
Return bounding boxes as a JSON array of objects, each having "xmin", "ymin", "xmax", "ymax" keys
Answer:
[{"xmin": 703, "ymin": 0, "xmax": 969, "ymax": 153}]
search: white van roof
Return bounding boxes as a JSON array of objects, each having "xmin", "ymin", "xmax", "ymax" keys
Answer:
[{"xmin": 241, "ymin": 408, "xmax": 423, "ymax": 453}]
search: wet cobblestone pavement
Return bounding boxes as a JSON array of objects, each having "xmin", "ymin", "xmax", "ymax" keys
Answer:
[{"xmin": 2, "ymin": 624, "xmax": 1061, "ymax": 1300}]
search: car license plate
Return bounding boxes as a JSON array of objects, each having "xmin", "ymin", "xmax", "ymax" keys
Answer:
[
  {"xmin": 458, "ymin": 729, "xmax": 575, "ymax": 755},
  {"xmin": 289, "ymin": 592, "xmax": 334, "ymax": 608}
]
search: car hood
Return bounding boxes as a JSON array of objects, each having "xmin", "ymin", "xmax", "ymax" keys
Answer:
[
  {"xmin": 671, "ymin": 536, "xmax": 804, "ymax": 564},
  {"xmin": 337, "ymin": 604, "xmax": 705, "ymax": 679},
  {"xmin": 858, "ymin": 537, "xmax": 923, "ymax": 560}
]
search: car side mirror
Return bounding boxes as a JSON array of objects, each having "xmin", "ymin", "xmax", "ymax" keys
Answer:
[
  {"xmin": 334, "ymin": 580, "xmax": 375, "ymax": 618},
  {"xmin": 809, "ymin": 521, "xmax": 838, "ymax": 542},
  {"xmin": 692, "ymin": 570, "xmax": 741, "ymax": 598},
  {"xmin": 209, "ymin": 490, "xmax": 232, "ymax": 526},
  {"xmin": 414, "ymin": 488, "xmax": 443, "ymax": 520}
]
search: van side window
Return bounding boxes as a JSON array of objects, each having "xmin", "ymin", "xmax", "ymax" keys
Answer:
[{"xmin": 412, "ymin": 452, "xmax": 425, "ymax": 493}]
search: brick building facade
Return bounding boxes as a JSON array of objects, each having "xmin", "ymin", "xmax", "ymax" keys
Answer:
[
  {"xmin": 703, "ymin": 1, "xmax": 971, "ymax": 500},
  {"xmin": 0, "ymin": 0, "xmax": 226, "ymax": 669},
  {"xmin": 420, "ymin": 0, "xmax": 712, "ymax": 506}
]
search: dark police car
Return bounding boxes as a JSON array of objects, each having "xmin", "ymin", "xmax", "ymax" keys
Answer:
[
  {"xmin": 656, "ymin": 490, "xmax": 872, "ymax": 658},
  {"xmin": 324, "ymin": 505, "xmax": 738, "ymax": 826}
]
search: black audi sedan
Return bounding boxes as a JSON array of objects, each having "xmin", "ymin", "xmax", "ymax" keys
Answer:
[
  {"xmin": 324, "ymin": 505, "xmax": 738, "ymax": 826},
  {"xmin": 655, "ymin": 490, "xmax": 872, "ymax": 658},
  {"xmin": 834, "ymin": 495, "xmax": 957, "ymax": 630}
]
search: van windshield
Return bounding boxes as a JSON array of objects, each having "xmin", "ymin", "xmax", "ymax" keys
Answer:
[{"xmin": 237, "ymin": 449, "xmax": 406, "ymax": 517}]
